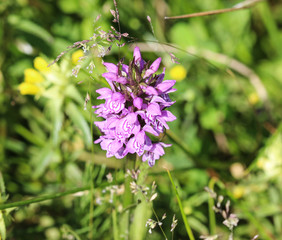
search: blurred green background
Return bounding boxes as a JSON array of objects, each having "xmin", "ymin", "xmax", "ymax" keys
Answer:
[{"xmin": 0, "ymin": 0, "xmax": 282, "ymax": 239}]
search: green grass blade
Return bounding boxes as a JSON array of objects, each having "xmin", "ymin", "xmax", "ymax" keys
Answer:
[
  {"xmin": 208, "ymin": 178, "xmax": 216, "ymax": 235},
  {"xmin": 167, "ymin": 169, "xmax": 195, "ymax": 240},
  {"xmin": 65, "ymin": 102, "xmax": 92, "ymax": 149}
]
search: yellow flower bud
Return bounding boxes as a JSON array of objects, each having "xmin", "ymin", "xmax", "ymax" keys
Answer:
[
  {"xmin": 24, "ymin": 68, "xmax": 44, "ymax": 84},
  {"xmin": 169, "ymin": 65, "xmax": 187, "ymax": 82},
  {"xmin": 72, "ymin": 49, "xmax": 84, "ymax": 65},
  {"xmin": 34, "ymin": 57, "xmax": 50, "ymax": 73},
  {"xmin": 18, "ymin": 82, "xmax": 41, "ymax": 95}
]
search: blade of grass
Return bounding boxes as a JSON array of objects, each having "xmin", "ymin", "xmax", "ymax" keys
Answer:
[
  {"xmin": 0, "ymin": 186, "xmax": 90, "ymax": 211},
  {"xmin": 112, "ymin": 208, "xmax": 119, "ymax": 240},
  {"xmin": 166, "ymin": 169, "xmax": 195, "ymax": 240},
  {"xmin": 87, "ymin": 80, "xmax": 95, "ymax": 240},
  {"xmin": 257, "ymin": 1, "xmax": 282, "ymax": 58},
  {"xmin": 208, "ymin": 178, "xmax": 216, "ymax": 235}
]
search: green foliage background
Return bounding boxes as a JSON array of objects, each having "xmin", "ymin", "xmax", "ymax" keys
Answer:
[{"xmin": 0, "ymin": 0, "xmax": 282, "ymax": 239}]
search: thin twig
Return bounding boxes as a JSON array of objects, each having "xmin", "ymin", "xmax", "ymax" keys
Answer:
[
  {"xmin": 165, "ymin": 0, "xmax": 264, "ymax": 20},
  {"xmin": 0, "ymin": 186, "xmax": 90, "ymax": 210}
]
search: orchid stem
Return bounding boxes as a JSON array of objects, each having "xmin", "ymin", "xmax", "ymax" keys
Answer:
[{"xmin": 120, "ymin": 154, "xmax": 135, "ymax": 238}]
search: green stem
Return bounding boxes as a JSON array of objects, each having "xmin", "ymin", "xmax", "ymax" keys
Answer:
[
  {"xmin": 112, "ymin": 208, "xmax": 119, "ymax": 240},
  {"xmin": 151, "ymin": 207, "xmax": 168, "ymax": 240},
  {"xmin": 120, "ymin": 154, "xmax": 136, "ymax": 238},
  {"xmin": 0, "ymin": 186, "xmax": 90, "ymax": 211},
  {"xmin": 167, "ymin": 169, "xmax": 195, "ymax": 240},
  {"xmin": 88, "ymin": 164, "xmax": 94, "ymax": 240},
  {"xmin": 0, "ymin": 170, "xmax": 5, "ymax": 196},
  {"xmin": 88, "ymin": 77, "xmax": 95, "ymax": 240},
  {"xmin": 208, "ymin": 178, "xmax": 216, "ymax": 235},
  {"xmin": 123, "ymin": 154, "xmax": 135, "ymax": 208}
]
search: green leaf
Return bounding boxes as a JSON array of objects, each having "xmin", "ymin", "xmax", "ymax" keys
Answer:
[
  {"xmin": 64, "ymin": 85, "xmax": 84, "ymax": 105},
  {"xmin": 0, "ymin": 211, "xmax": 6, "ymax": 240},
  {"xmin": 65, "ymin": 102, "xmax": 92, "ymax": 149},
  {"xmin": 200, "ymin": 108, "xmax": 222, "ymax": 131},
  {"xmin": 0, "ymin": 171, "xmax": 5, "ymax": 197},
  {"xmin": 7, "ymin": 15, "xmax": 53, "ymax": 44},
  {"xmin": 14, "ymin": 125, "xmax": 45, "ymax": 147},
  {"xmin": 46, "ymin": 98, "xmax": 64, "ymax": 146},
  {"xmin": 32, "ymin": 143, "xmax": 54, "ymax": 179}
]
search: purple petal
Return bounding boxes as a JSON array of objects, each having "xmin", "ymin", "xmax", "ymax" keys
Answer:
[
  {"xmin": 132, "ymin": 123, "xmax": 141, "ymax": 135},
  {"xmin": 112, "ymin": 92, "xmax": 125, "ymax": 103},
  {"xmin": 145, "ymin": 86, "xmax": 158, "ymax": 95},
  {"xmin": 133, "ymin": 47, "xmax": 142, "ymax": 63},
  {"xmin": 143, "ymin": 125, "xmax": 159, "ymax": 136},
  {"xmin": 92, "ymin": 103, "xmax": 103, "ymax": 109},
  {"xmin": 142, "ymin": 152, "xmax": 149, "ymax": 162},
  {"xmin": 133, "ymin": 97, "xmax": 143, "ymax": 110},
  {"xmin": 161, "ymin": 110, "xmax": 177, "ymax": 122},
  {"xmin": 143, "ymin": 69, "xmax": 154, "ymax": 79},
  {"xmin": 144, "ymin": 135, "xmax": 152, "ymax": 150},
  {"xmin": 104, "ymin": 62, "xmax": 118, "ymax": 73},
  {"xmin": 115, "ymin": 113, "xmax": 138, "ymax": 139},
  {"xmin": 122, "ymin": 64, "xmax": 129, "ymax": 74},
  {"xmin": 135, "ymin": 130, "xmax": 145, "ymax": 144},
  {"xmin": 156, "ymin": 80, "xmax": 176, "ymax": 93},
  {"xmin": 100, "ymin": 139, "xmax": 112, "ymax": 151},
  {"xmin": 167, "ymin": 88, "xmax": 177, "ymax": 93},
  {"xmin": 115, "ymin": 147, "xmax": 128, "ymax": 159},
  {"xmin": 106, "ymin": 150, "xmax": 114, "ymax": 158},
  {"xmin": 144, "ymin": 57, "xmax": 161, "ymax": 78},
  {"xmin": 155, "ymin": 69, "xmax": 165, "ymax": 85},
  {"xmin": 106, "ymin": 117, "xmax": 119, "ymax": 128},
  {"xmin": 94, "ymin": 137, "xmax": 102, "ymax": 144},
  {"xmin": 142, "ymin": 151, "xmax": 156, "ymax": 167},
  {"xmin": 110, "ymin": 140, "xmax": 123, "ymax": 152},
  {"xmin": 116, "ymin": 77, "xmax": 128, "ymax": 84},
  {"xmin": 160, "ymin": 142, "xmax": 172, "ymax": 148},
  {"xmin": 150, "ymin": 57, "xmax": 162, "ymax": 72},
  {"xmin": 147, "ymin": 103, "xmax": 161, "ymax": 116},
  {"xmin": 102, "ymin": 72, "xmax": 117, "ymax": 81},
  {"xmin": 94, "ymin": 121, "xmax": 105, "ymax": 130},
  {"xmin": 126, "ymin": 138, "xmax": 136, "ymax": 154},
  {"xmin": 96, "ymin": 88, "xmax": 112, "ymax": 99},
  {"xmin": 156, "ymin": 117, "xmax": 169, "ymax": 129},
  {"xmin": 126, "ymin": 112, "xmax": 137, "ymax": 124},
  {"xmin": 153, "ymin": 143, "xmax": 165, "ymax": 156},
  {"xmin": 148, "ymin": 158, "xmax": 156, "ymax": 167},
  {"xmin": 151, "ymin": 96, "xmax": 166, "ymax": 103},
  {"xmin": 126, "ymin": 132, "xmax": 145, "ymax": 156}
]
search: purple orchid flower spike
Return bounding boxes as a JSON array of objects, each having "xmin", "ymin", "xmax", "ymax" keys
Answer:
[{"xmin": 93, "ymin": 47, "xmax": 177, "ymax": 167}]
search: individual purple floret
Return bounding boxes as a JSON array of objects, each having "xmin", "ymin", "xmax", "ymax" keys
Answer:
[{"xmin": 93, "ymin": 47, "xmax": 176, "ymax": 166}]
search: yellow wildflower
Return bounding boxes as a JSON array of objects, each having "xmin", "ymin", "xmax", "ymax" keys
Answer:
[
  {"xmin": 24, "ymin": 68, "xmax": 44, "ymax": 84},
  {"xmin": 232, "ymin": 186, "xmax": 245, "ymax": 199},
  {"xmin": 248, "ymin": 92, "xmax": 259, "ymax": 105},
  {"xmin": 34, "ymin": 57, "xmax": 50, "ymax": 73},
  {"xmin": 18, "ymin": 82, "xmax": 41, "ymax": 95},
  {"xmin": 169, "ymin": 65, "xmax": 187, "ymax": 82},
  {"xmin": 72, "ymin": 49, "xmax": 84, "ymax": 65}
]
